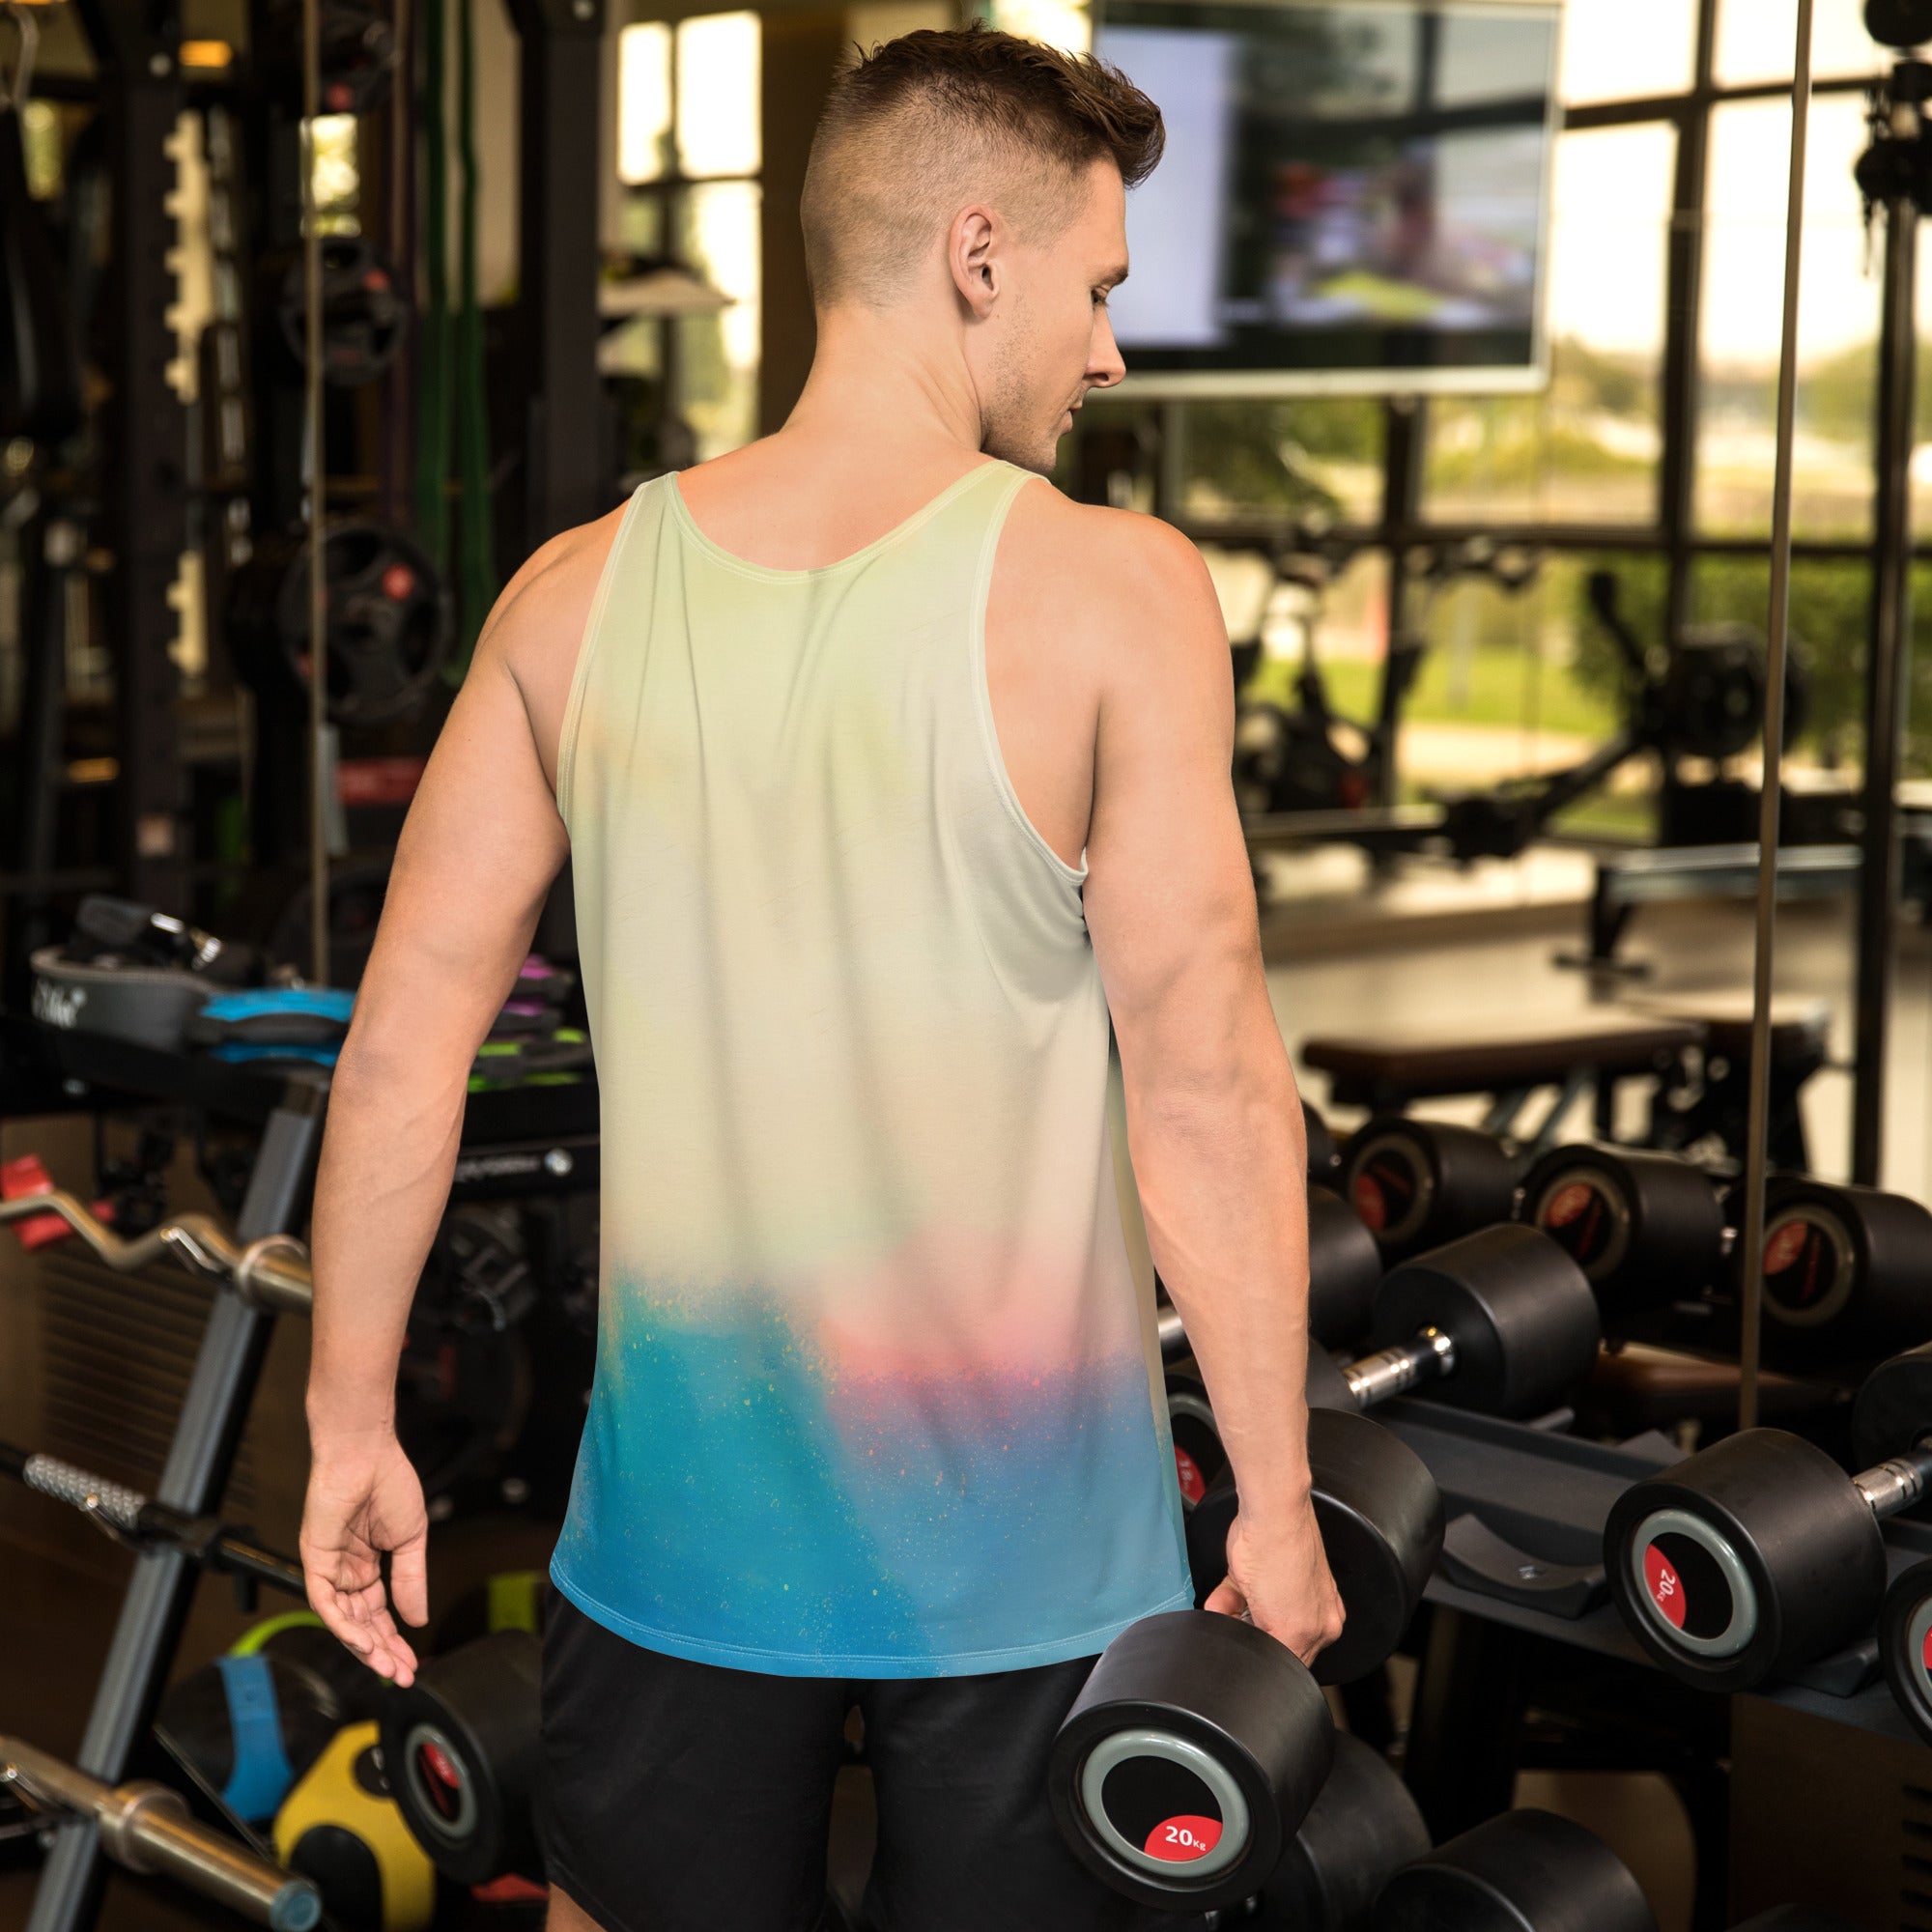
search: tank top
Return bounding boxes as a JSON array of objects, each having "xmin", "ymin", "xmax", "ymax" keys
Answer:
[{"xmin": 549, "ymin": 459, "xmax": 1193, "ymax": 1677}]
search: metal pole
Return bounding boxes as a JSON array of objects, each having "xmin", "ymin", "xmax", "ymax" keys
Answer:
[
  {"xmin": 1737, "ymin": 0, "xmax": 1814, "ymax": 1435},
  {"xmin": 1851, "ymin": 185, "xmax": 1920, "ymax": 1183},
  {"xmin": 302, "ymin": 0, "xmax": 328, "ymax": 987}
]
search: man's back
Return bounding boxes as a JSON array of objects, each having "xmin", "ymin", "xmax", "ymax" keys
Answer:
[{"xmin": 546, "ymin": 455, "xmax": 1191, "ymax": 1671}]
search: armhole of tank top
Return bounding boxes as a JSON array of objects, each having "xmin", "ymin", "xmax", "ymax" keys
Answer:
[
  {"xmin": 971, "ymin": 471, "xmax": 1090, "ymax": 897},
  {"xmin": 554, "ymin": 480, "xmax": 653, "ymax": 830}
]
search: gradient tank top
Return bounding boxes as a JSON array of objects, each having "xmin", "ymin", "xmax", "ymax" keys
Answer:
[{"xmin": 549, "ymin": 459, "xmax": 1192, "ymax": 1677}]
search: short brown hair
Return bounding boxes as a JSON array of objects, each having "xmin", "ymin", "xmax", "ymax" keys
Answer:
[{"xmin": 800, "ymin": 24, "xmax": 1164, "ymax": 309}]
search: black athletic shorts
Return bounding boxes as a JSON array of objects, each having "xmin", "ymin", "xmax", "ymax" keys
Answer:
[{"xmin": 539, "ymin": 1595, "xmax": 1197, "ymax": 1931}]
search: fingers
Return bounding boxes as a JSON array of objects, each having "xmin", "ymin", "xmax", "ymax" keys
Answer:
[
  {"xmin": 303, "ymin": 1554, "xmax": 421, "ymax": 1687},
  {"xmin": 1202, "ymin": 1577, "xmax": 1248, "ymax": 1619},
  {"xmin": 388, "ymin": 1526, "xmax": 432, "ymax": 1631}
]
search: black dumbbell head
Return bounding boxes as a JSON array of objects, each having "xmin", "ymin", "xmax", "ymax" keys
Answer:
[
  {"xmin": 379, "ymin": 1630, "xmax": 543, "ymax": 1884},
  {"xmin": 1049, "ymin": 1610, "xmax": 1334, "ymax": 1912},
  {"xmin": 1264, "ymin": 1732, "xmax": 1430, "ymax": 1932},
  {"xmin": 1850, "ymin": 1340, "xmax": 1932, "ymax": 1470},
  {"xmin": 1758, "ymin": 1181, "xmax": 1932, "ymax": 1371},
  {"xmin": 1304, "ymin": 1406, "xmax": 1442, "ymax": 1685},
  {"xmin": 1183, "ymin": 1410, "xmax": 1441, "ymax": 1687},
  {"xmin": 1881, "ymin": 1556, "xmax": 1932, "ymax": 1747},
  {"xmin": 1344, "ymin": 1118, "xmax": 1519, "ymax": 1262},
  {"xmin": 1166, "ymin": 1371, "xmax": 1223, "ymax": 1511},
  {"xmin": 1520, "ymin": 1146, "xmax": 1727, "ymax": 1323},
  {"xmin": 1307, "ymin": 1346, "xmax": 1360, "ymax": 1414},
  {"xmin": 1373, "ymin": 1808, "xmax": 1659, "ymax": 1932},
  {"xmin": 1603, "ymin": 1431, "xmax": 1887, "ymax": 1692},
  {"xmin": 1370, "ymin": 1224, "xmax": 1602, "ymax": 1419},
  {"xmin": 1310, "ymin": 1183, "xmax": 1383, "ymax": 1350},
  {"xmin": 1305, "ymin": 1100, "xmax": 1340, "ymax": 1182}
]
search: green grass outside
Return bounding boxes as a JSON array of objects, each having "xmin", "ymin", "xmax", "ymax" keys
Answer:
[{"xmin": 1245, "ymin": 643, "xmax": 1623, "ymax": 742}]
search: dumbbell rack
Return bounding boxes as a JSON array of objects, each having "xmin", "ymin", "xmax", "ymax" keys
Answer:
[
  {"xmin": 0, "ymin": 1009, "xmax": 600, "ymax": 1932},
  {"xmin": 1375, "ymin": 1395, "xmax": 1932, "ymax": 1928}
]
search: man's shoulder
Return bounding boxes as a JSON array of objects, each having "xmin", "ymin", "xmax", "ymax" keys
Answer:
[
  {"xmin": 999, "ymin": 482, "xmax": 1226, "ymax": 675},
  {"xmin": 1006, "ymin": 482, "xmax": 1210, "ymax": 594},
  {"xmin": 484, "ymin": 500, "xmax": 634, "ymax": 683}
]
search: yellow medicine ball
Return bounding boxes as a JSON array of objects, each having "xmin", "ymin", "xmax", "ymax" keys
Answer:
[{"xmin": 273, "ymin": 1721, "xmax": 437, "ymax": 1932}]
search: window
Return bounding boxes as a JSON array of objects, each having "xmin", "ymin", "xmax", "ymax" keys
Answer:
[
  {"xmin": 1713, "ymin": 0, "xmax": 1883, "ymax": 89},
  {"xmin": 1559, "ymin": 0, "xmax": 1697, "ymax": 104},
  {"xmin": 1424, "ymin": 123, "xmax": 1677, "ymax": 525},
  {"xmin": 1696, "ymin": 95, "xmax": 1879, "ymax": 538},
  {"xmin": 613, "ymin": 13, "xmax": 763, "ymax": 466}
]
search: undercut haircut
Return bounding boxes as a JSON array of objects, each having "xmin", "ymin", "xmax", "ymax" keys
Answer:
[{"xmin": 800, "ymin": 24, "xmax": 1164, "ymax": 310}]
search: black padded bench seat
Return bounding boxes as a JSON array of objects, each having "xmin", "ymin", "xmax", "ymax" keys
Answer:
[
  {"xmin": 1302, "ymin": 1013, "xmax": 1706, "ymax": 1112},
  {"xmin": 1620, "ymin": 992, "xmax": 1830, "ymax": 1067}
]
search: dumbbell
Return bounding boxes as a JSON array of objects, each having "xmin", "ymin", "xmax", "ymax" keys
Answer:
[
  {"xmin": 1879, "ymin": 1555, "xmax": 1932, "ymax": 1747},
  {"xmin": 1306, "ymin": 1224, "xmax": 1602, "ymax": 1423},
  {"xmin": 1187, "ymin": 1405, "xmax": 1443, "ymax": 1684},
  {"xmin": 1050, "ymin": 1411, "xmax": 1442, "ymax": 1910},
  {"xmin": 1605, "ymin": 1341, "xmax": 1932, "ymax": 1691},
  {"xmin": 379, "ymin": 1630, "xmax": 542, "ymax": 1884},
  {"xmin": 1260, "ymin": 1730, "xmax": 1429, "ymax": 1931},
  {"xmin": 1304, "ymin": 1099, "xmax": 1341, "ymax": 1183},
  {"xmin": 1344, "ymin": 1117, "xmax": 1518, "ymax": 1263},
  {"xmin": 1519, "ymin": 1143, "xmax": 1730, "ymax": 1329},
  {"xmin": 1754, "ymin": 1177, "xmax": 1932, "ymax": 1369},
  {"xmin": 1158, "ymin": 1183, "xmax": 1383, "ymax": 1369},
  {"xmin": 1372, "ymin": 1808, "xmax": 1658, "ymax": 1932}
]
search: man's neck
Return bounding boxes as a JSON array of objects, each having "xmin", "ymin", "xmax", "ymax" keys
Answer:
[{"xmin": 781, "ymin": 302, "xmax": 984, "ymax": 464}]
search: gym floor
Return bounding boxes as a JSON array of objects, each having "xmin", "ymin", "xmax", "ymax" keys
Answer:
[{"xmin": 3, "ymin": 863, "xmax": 1918, "ymax": 1932}]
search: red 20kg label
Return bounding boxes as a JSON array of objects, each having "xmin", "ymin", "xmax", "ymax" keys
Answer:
[
  {"xmin": 1644, "ymin": 1544, "xmax": 1688, "ymax": 1630},
  {"xmin": 1174, "ymin": 1448, "xmax": 1207, "ymax": 1506},
  {"xmin": 1144, "ymin": 1815, "xmax": 1222, "ymax": 1862}
]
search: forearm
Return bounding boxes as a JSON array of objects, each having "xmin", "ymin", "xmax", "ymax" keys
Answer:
[
  {"xmin": 1127, "ymin": 1024, "xmax": 1312, "ymax": 1524},
  {"xmin": 305, "ymin": 1051, "xmax": 469, "ymax": 1443}
]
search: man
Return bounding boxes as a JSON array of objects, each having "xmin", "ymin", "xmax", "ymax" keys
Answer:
[{"xmin": 300, "ymin": 25, "xmax": 1340, "ymax": 1931}]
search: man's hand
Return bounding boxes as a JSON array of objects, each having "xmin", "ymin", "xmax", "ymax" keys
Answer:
[
  {"xmin": 1203, "ymin": 1498, "xmax": 1346, "ymax": 1669},
  {"xmin": 300, "ymin": 1427, "xmax": 431, "ymax": 1687}
]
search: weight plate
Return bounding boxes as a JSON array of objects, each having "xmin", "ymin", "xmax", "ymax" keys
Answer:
[
  {"xmin": 1349, "ymin": 1130, "xmax": 1435, "ymax": 1249},
  {"xmin": 1620, "ymin": 1506, "xmax": 1759, "ymax": 1661},
  {"xmin": 1760, "ymin": 1204, "xmax": 1857, "ymax": 1329},
  {"xmin": 250, "ymin": 522, "xmax": 451, "ymax": 727},
  {"xmin": 1881, "ymin": 1559, "xmax": 1932, "ymax": 1749},
  {"xmin": 1529, "ymin": 1162, "xmax": 1634, "ymax": 1286},
  {"xmin": 276, "ymin": 237, "xmax": 408, "ymax": 386},
  {"xmin": 1050, "ymin": 1610, "xmax": 1333, "ymax": 1912},
  {"xmin": 1166, "ymin": 1373, "xmax": 1222, "ymax": 1512},
  {"xmin": 1075, "ymin": 1727, "xmax": 1250, "ymax": 1884}
]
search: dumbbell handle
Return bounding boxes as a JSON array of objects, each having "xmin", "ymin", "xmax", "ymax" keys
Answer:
[
  {"xmin": 1160, "ymin": 1301, "xmax": 1459, "ymax": 1411},
  {"xmin": 1343, "ymin": 1327, "xmax": 1458, "ymax": 1409},
  {"xmin": 0, "ymin": 1737, "xmax": 321, "ymax": 1931},
  {"xmin": 1157, "ymin": 1304, "xmax": 1187, "ymax": 1363},
  {"xmin": 1855, "ymin": 1442, "xmax": 1932, "ymax": 1522}
]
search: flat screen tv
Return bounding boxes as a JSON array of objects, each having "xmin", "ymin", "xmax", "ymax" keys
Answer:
[{"xmin": 1093, "ymin": 0, "xmax": 1563, "ymax": 396}]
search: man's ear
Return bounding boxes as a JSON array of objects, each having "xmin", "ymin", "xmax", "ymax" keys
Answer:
[{"xmin": 950, "ymin": 205, "xmax": 1001, "ymax": 317}]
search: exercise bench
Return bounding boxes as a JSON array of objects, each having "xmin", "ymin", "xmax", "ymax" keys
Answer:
[{"xmin": 1300, "ymin": 1012, "xmax": 1707, "ymax": 1153}]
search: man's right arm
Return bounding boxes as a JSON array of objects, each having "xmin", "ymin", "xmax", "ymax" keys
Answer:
[{"xmin": 1076, "ymin": 509, "xmax": 1345, "ymax": 1665}]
